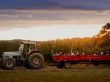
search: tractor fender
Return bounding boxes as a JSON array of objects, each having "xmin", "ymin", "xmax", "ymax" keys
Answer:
[{"xmin": 27, "ymin": 51, "xmax": 41, "ymax": 57}]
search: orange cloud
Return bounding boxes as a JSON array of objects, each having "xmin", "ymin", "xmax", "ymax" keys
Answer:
[{"xmin": 0, "ymin": 10, "xmax": 110, "ymax": 31}]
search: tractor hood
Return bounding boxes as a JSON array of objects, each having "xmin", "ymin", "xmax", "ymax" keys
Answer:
[{"xmin": 3, "ymin": 51, "xmax": 21, "ymax": 57}]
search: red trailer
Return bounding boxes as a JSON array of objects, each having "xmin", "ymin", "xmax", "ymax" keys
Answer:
[{"xmin": 52, "ymin": 54, "xmax": 110, "ymax": 69}]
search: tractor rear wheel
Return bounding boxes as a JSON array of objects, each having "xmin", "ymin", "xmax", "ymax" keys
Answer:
[
  {"xmin": 27, "ymin": 53, "xmax": 44, "ymax": 69},
  {"xmin": 2, "ymin": 58, "xmax": 16, "ymax": 70}
]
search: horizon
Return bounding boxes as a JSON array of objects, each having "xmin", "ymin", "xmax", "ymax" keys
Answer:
[{"xmin": 0, "ymin": 24, "xmax": 102, "ymax": 41}]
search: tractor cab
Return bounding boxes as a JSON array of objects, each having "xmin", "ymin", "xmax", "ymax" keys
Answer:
[{"xmin": 19, "ymin": 41, "xmax": 37, "ymax": 56}]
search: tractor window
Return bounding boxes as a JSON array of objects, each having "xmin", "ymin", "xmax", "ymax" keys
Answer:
[
  {"xmin": 30, "ymin": 44, "xmax": 36, "ymax": 50},
  {"xmin": 23, "ymin": 44, "xmax": 30, "ymax": 52}
]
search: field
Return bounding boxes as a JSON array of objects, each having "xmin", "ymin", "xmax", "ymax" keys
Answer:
[{"xmin": 0, "ymin": 65, "xmax": 110, "ymax": 82}]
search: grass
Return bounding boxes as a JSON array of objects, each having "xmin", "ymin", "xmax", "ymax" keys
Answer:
[{"xmin": 0, "ymin": 68, "xmax": 110, "ymax": 82}]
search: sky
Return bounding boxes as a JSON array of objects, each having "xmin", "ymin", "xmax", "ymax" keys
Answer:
[{"xmin": 0, "ymin": 0, "xmax": 110, "ymax": 41}]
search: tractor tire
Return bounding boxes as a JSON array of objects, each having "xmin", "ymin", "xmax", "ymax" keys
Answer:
[
  {"xmin": 64, "ymin": 62, "xmax": 71, "ymax": 69},
  {"xmin": 27, "ymin": 53, "xmax": 44, "ymax": 69},
  {"xmin": 2, "ymin": 58, "xmax": 16, "ymax": 70}
]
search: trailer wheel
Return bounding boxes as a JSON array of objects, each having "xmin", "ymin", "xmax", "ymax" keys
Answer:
[
  {"xmin": 64, "ymin": 62, "xmax": 71, "ymax": 69},
  {"xmin": 27, "ymin": 53, "xmax": 44, "ymax": 69},
  {"xmin": 57, "ymin": 63, "xmax": 64, "ymax": 69},
  {"xmin": 2, "ymin": 58, "xmax": 15, "ymax": 70},
  {"xmin": 93, "ymin": 62, "xmax": 99, "ymax": 66}
]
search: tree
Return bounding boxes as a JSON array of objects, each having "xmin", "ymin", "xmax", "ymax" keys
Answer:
[{"xmin": 96, "ymin": 23, "xmax": 110, "ymax": 48}]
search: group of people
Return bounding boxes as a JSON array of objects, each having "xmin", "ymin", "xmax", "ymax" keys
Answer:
[
  {"xmin": 71, "ymin": 51, "xmax": 109, "ymax": 56},
  {"xmin": 53, "ymin": 51, "xmax": 110, "ymax": 56}
]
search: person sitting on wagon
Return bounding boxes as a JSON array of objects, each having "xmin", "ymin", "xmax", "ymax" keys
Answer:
[
  {"xmin": 101, "ymin": 51, "xmax": 106, "ymax": 55},
  {"xmin": 71, "ymin": 52, "xmax": 75, "ymax": 55},
  {"xmin": 101, "ymin": 52, "xmax": 104, "ymax": 55},
  {"xmin": 82, "ymin": 52, "xmax": 85, "ymax": 55},
  {"xmin": 76, "ymin": 51, "xmax": 80, "ymax": 56}
]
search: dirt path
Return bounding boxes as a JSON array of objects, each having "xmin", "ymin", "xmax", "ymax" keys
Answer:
[{"xmin": 0, "ymin": 64, "xmax": 110, "ymax": 72}]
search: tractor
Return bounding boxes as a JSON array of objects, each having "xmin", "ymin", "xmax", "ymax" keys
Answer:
[{"xmin": 0, "ymin": 41, "xmax": 44, "ymax": 70}]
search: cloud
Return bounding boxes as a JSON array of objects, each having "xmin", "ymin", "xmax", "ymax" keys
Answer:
[
  {"xmin": 0, "ymin": 0, "xmax": 110, "ymax": 10},
  {"xmin": 0, "ymin": 9, "xmax": 110, "ymax": 31},
  {"xmin": 0, "ymin": 10, "xmax": 110, "ymax": 20}
]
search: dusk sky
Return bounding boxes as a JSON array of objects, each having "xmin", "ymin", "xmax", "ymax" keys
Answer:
[{"xmin": 0, "ymin": 0, "xmax": 110, "ymax": 41}]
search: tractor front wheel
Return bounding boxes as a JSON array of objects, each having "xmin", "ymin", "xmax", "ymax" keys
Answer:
[{"xmin": 2, "ymin": 58, "xmax": 16, "ymax": 70}]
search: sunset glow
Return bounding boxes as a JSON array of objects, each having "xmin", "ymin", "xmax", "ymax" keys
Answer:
[{"xmin": 0, "ymin": 24, "xmax": 101, "ymax": 41}]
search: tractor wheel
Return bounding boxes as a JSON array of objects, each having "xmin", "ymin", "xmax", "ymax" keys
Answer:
[
  {"xmin": 27, "ymin": 53, "xmax": 44, "ymax": 69},
  {"xmin": 64, "ymin": 62, "xmax": 71, "ymax": 69},
  {"xmin": 2, "ymin": 58, "xmax": 16, "ymax": 70}
]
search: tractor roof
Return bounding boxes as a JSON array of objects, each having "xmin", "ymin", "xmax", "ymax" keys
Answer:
[{"xmin": 21, "ymin": 41, "xmax": 36, "ymax": 44}]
